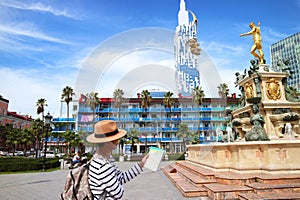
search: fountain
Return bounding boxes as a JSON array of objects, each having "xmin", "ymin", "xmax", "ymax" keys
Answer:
[
  {"xmin": 285, "ymin": 122, "xmax": 294, "ymax": 140},
  {"xmin": 185, "ymin": 58, "xmax": 300, "ymax": 174},
  {"xmin": 164, "ymin": 22, "xmax": 300, "ymax": 199},
  {"xmin": 215, "ymin": 127, "xmax": 221, "ymax": 142}
]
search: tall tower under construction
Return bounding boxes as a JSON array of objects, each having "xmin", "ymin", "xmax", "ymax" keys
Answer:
[{"xmin": 174, "ymin": 0, "xmax": 200, "ymax": 97}]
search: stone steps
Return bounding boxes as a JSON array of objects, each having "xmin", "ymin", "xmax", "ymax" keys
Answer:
[
  {"xmin": 172, "ymin": 164, "xmax": 216, "ymax": 186},
  {"xmin": 203, "ymin": 183, "xmax": 252, "ymax": 200},
  {"xmin": 164, "ymin": 161, "xmax": 300, "ymax": 199},
  {"xmin": 239, "ymin": 192, "xmax": 300, "ymax": 200},
  {"xmin": 246, "ymin": 182, "xmax": 300, "ymax": 194},
  {"xmin": 176, "ymin": 160, "xmax": 215, "ymax": 179},
  {"xmin": 214, "ymin": 172, "xmax": 256, "ymax": 186},
  {"xmin": 255, "ymin": 173, "xmax": 300, "ymax": 184},
  {"xmin": 163, "ymin": 166, "xmax": 207, "ymax": 197}
]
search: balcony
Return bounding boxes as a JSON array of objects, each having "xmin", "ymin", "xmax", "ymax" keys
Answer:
[
  {"xmin": 52, "ymin": 127, "xmax": 76, "ymax": 132},
  {"xmin": 52, "ymin": 118, "xmax": 75, "ymax": 122}
]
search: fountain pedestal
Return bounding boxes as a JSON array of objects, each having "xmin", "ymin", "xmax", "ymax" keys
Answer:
[{"xmin": 187, "ymin": 141, "xmax": 300, "ymax": 174}]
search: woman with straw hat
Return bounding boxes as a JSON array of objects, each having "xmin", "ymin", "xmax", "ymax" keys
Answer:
[{"xmin": 87, "ymin": 120, "xmax": 149, "ymax": 200}]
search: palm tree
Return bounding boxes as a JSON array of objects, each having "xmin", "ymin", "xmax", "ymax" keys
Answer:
[
  {"xmin": 218, "ymin": 83, "xmax": 229, "ymax": 110},
  {"xmin": 5, "ymin": 124, "xmax": 19, "ymax": 155},
  {"xmin": 113, "ymin": 89, "xmax": 125, "ymax": 155},
  {"xmin": 31, "ymin": 119, "xmax": 44, "ymax": 158},
  {"xmin": 218, "ymin": 83, "xmax": 230, "ymax": 128},
  {"xmin": 64, "ymin": 130, "xmax": 81, "ymax": 156},
  {"xmin": 176, "ymin": 123, "xmax": 194, "ymax": 152},
  {"xmin": 61, "ymin": 86, "xmax": 75, "ymax": 132},
  {"xmin": 113, "ymin": 89, "xmax": 125, "ymax": 126},
  {"xmin": 85, "ymin": 92, "xmax": 101, "ymax": 132},
  {"xmin": 20, "ymin": 128, "xmax": 34, "ymax": 154},
  {"xmin": 217, "ymin": 83, "xmax": 229, "ymax": 100},
  {"xmin": 36, "ymin": 98, "xmax": 48, "ymax": 119},
  {"xmin": 127, "ymin": 128, "xmax": 140, "ymax": 154},
  {"xmin": 141, "ymin": 90, "xmax": 152, "ymax": 110},
  {"xmin": 163, "ymin": 91, "xmax": 175, "ymax": 153},
  {"xmin": 192, "ymin": 86, "xmax": 205, "ymax": 139},
  {"xmin": 36, "ymin": 98, "xmax": 47, "ymax": 156},
  {"xmin": 141, "ymin": 90, "xmax": 152, "ymax": 152}
]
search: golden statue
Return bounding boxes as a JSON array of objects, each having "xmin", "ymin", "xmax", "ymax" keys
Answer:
[
  {"xmin": 244, "ymin": 83, "xmax": 254, "ymax": 99},
  {"xmin": 240, "ymin": 22, "xmax": 265, "ymax": 64}
]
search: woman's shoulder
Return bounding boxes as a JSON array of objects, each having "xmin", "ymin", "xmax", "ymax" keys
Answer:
[{"xmin": 90, "ymin": 155, "xmax": 111, "ymax": 165}]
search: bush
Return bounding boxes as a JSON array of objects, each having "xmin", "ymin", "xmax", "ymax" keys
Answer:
[{"xmin": 0, "ymin": 157, "xmax": 60, "ymax": 172}]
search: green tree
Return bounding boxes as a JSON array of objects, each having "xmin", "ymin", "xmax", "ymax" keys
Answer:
[
  {"xmin": 85, "ymin": 92, "xmax": 101, "ymax": 153},
  {"xmin": 36, "ymin": 98, "xmax": 48, "ymax": 119},
  {"xmin": 140, "ymin": 90, "xmax": 152, "ymax": 152},
  {"xmin": 61, "ymin": 86, "xmax": 75, "ymax": 132},
  {"xmin": 64, "ymin": 130, "xmax": 81, "ymax": 156},
  {"xmin": 6, "ymin": 126, "xmax": 22, "ymax": 155},
  {"xmin": 85, "ymin": 92, "xmax": 101, "ymax": 132},
  {"xmin": 0, "ymin": 124, "xmax": 8, "ymax": 149},
  {"xmin": 127, "ymin": 128, "xmax": 140, "ymax": 154},
  {"xmin": 113, "ymin": 89, "xmax": 125, "ymax": 155},
  {"xmin": 192, "ymin": 86, "xmax": 205, "ymax": 138},
  {"xmin": 31, "ymin": 119, "xmax": 44, "ymax": 158},
  {"xmin": 20, "ymin": 128, "xmax": 35, "ymax": 154},
  {"xmin": 77, "ymin": 129, "xmax": 90, "ymax": 152},
  {"xmin": 176, "ymin": 123, "xmax": 193, "ymax": 152},
  {"xmin": 217, "ymin": 83, "xmax": 229, "ymax": 99},
  {"xmin": 113, "ymin": 89, "xmax": 124, "ymax": 126},
  {"xmin": 218, "ymin": 83, "xmax": 230, "ymax": 127},
  {"xmin": 163, "ymin": 91, "xmax": 175, "ymax": 153}
]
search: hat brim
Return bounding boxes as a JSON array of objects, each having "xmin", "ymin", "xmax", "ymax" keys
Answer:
[{"xmin": 86, "ymin": 129, "xmax": 127, "ymax": 143}]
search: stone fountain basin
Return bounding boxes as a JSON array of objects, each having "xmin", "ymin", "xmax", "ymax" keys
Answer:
[{"xmin": 186, "ymin": 140, "xmax": 300, "ymax": 174}]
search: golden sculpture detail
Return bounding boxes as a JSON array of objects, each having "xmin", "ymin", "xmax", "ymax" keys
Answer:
[
  {"xmin": 188, "ymin": 10, "xmax": 198, "ymax": 29},
  {"xmin": 187, "ymin": 10, "xmax": 200, "ymax": 55},
  {"xmin": 188, "ymin": 38, "xmax": 201, "ymax": 55},
  {"xmin": 266, "ymin": 78, "xmax": 281, "ymax": 100},
  {"xmin": 244, "ymin": 83, "xmax": 254, "ymax": 99},
  {"xmin": 240, "ymin": 22, "xmax": 265, "ymax": 64}
]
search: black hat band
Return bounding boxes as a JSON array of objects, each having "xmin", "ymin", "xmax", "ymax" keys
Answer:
[{"xmin": 95, "ymin": 129, "xmax": 119, "ymax": 138}]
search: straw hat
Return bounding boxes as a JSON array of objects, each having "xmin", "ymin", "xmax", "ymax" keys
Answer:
[{"xmin": 87, "ymin": 120, "xmax": 127, "ymax": 143}]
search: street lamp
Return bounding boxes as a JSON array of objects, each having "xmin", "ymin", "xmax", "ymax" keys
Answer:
[{"xmin": 43, "ymin": 112, "xmax": 53, "ymax": 170}]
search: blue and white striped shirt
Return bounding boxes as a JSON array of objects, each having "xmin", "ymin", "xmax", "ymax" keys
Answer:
[{"xmin": 88, "ymin": 157, "xmax": 143, "ymax": 200}]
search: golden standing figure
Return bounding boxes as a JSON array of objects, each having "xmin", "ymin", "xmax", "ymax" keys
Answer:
[
  {"xmin": 240, "ymin": 22, "xmax": 265, "ymax": 64},
  {"xmin": 244, "ymin": 83, "xmax": 254, "ymax": 99}
]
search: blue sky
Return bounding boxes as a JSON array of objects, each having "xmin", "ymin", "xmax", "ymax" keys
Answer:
[{"xmin": 0, "ymin": 0, "xmax": 299, "ymax": 118}]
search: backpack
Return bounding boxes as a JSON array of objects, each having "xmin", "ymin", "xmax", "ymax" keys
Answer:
[{"xmin": 60, "ymin": 164, "xmax": 93, "ymax": 200}]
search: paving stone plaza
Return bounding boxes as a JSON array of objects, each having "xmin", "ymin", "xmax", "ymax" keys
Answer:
[{"xmin": 0, "ymin": 161, "xmax": 208, "ymax": 200}]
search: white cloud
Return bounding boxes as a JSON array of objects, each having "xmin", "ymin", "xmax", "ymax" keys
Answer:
[
  {"xmin": 95, "ymin": 50, "xmax": 174, "ymax": 97},
  {"xmin": 203, "ymin": 41, "xmax": 245, "ymax": 57},
  {"xmin": 0, "ymin": 67, "xmax": 78, "ymax": 118},
  {"xmin": 0, "ymin": 0, "xmax": 80, "ymax": 19},
  {"xmin": 262, "ymin": 27, "xmax": 289, "ymax": 44},
  {"xmin": 201, "ymin": 41, "xmax": 249, "ymax": 70},
  {"xmin": 0, "ymin": 23, "xmax": 72, "ymax": 45},
  {"xmin": 218, "ymin": 68, "xmax": 241, "ymax": 95}
]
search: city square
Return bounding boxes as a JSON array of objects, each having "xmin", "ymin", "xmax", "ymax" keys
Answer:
[
  {"xmin": 0, "ymin": 162, "xmax": 206, "ymax": 200},
  {"xmin": 1, "ymin": 0, "xmax": 300, "ymax": 199}
]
